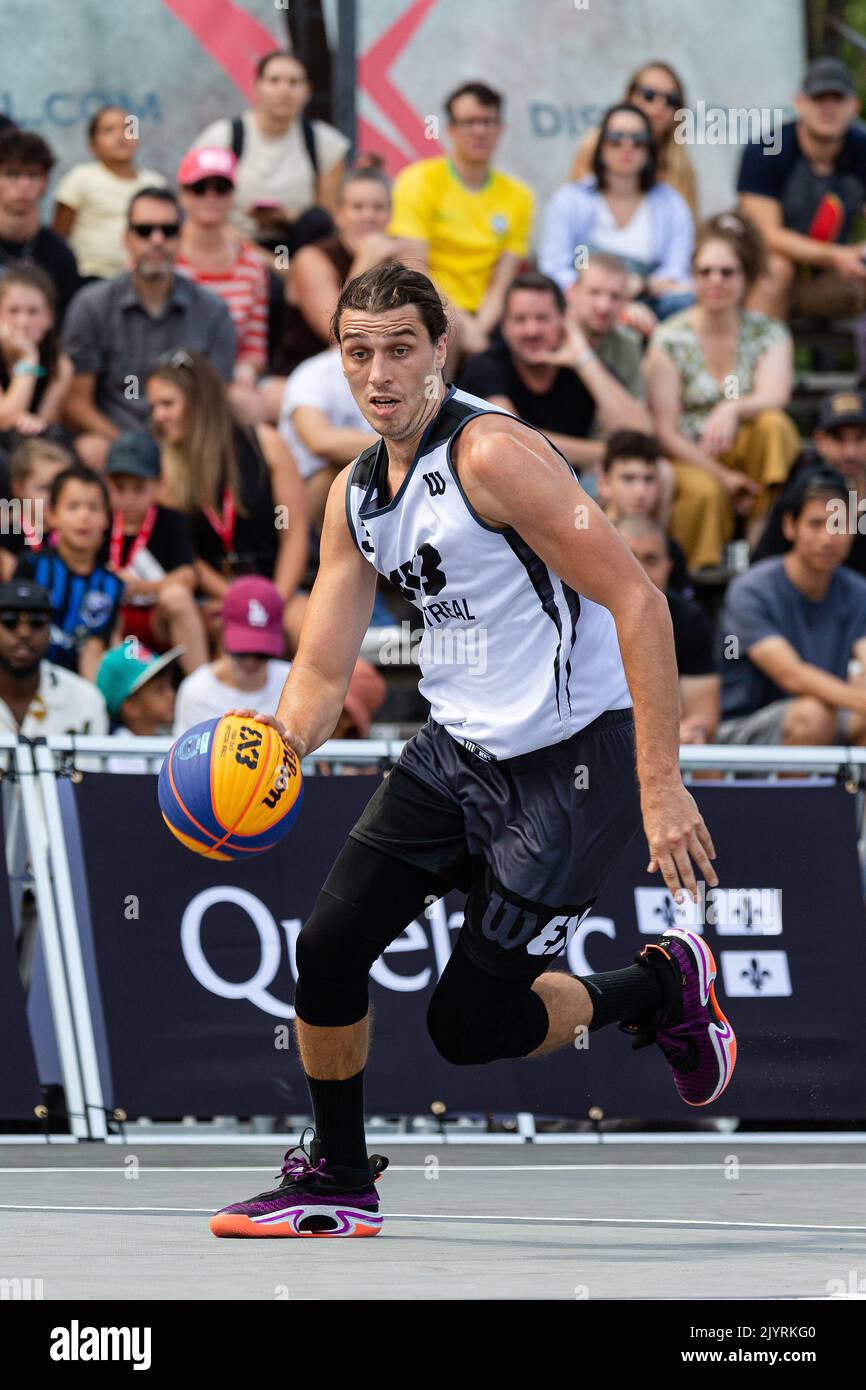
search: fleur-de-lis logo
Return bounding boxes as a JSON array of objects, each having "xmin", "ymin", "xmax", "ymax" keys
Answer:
[
  {"xmin": 655, "ymin": 895, "xmax": 678, "ymax": 929},
  {"xmin": 742, "ymin": 957, "xmax": 772, "ymax": 992}
]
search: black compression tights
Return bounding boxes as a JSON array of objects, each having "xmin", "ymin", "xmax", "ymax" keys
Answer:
[{"xmin": 293, "ymin": 836, "xmax": 550, "ymax": 1063}]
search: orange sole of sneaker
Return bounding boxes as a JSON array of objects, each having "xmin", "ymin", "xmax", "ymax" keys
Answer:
[{"xmin": 209, "ymin": 1213, "xmax": 382, "ymax": 1238}]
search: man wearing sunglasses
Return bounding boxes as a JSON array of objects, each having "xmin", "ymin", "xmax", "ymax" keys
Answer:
[
  {"xmin": 0, "ymin": 578, "xmax": 108, "ymax": 737},
  {"xmin": 61, "ymin": 186, "xmax": 236, "ymax": 471}
]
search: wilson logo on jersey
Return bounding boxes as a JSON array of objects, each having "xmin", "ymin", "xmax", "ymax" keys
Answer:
[
  {"xmin": 388, "ymin": 542, "xmax": 447, "ymax": 600},
  {"xmin": 422, "ymin": 470, "xmax": 447, "ymax": 497}
]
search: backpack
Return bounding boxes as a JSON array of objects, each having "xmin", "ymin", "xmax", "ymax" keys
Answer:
[{"xmin": 230, "ymin": 113, "xmax": 320, "ymax": 178}]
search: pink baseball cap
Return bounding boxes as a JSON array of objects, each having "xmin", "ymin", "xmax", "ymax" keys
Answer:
[
  {"xmin": 177, "ymin": 146, "xmax": 238, "ymax": 188},
  {"xmin": 221, "ymin": 577, "xmax": 284, "ymax": 657}
]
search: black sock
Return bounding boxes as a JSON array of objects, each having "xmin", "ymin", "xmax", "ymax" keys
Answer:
[
  {"xmin": 581, "ymin": 964, "xmax": 665, "ymax": 1032},
  {"xmin": 305, "ymin": 1069, "xmax": 368, "ymax": 1170}
]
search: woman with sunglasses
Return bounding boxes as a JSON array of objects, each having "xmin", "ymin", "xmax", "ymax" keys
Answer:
[
  {"xmin": 645, "ymin": 212, "xmax": 799, "ymax": 570},
  {"xmin": 175, "ymin": 148, "xmax": 269, "ymax": 424},
  {"xmin": 145, "ymin": 350, "xmax": 309, "ymax": 652},
  {"xmin": 539, "ymin": 103, "xmax": 694, "ymax": 324},
  {"xmin": 570, "ymin": 62, "xmax": 698, "ymax": 222}
]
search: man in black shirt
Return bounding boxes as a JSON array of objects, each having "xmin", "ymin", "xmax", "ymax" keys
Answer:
[
  {"xmin": 0, "ymin": 129, "xmax": 80, "ymax": 324},
  {"xmin": 752, "ymin": 389, "xmax": 866, "ymax": 574},
  {"xmin": 738, "ymin": 57, "xmax": 866, "ymax": 319},
  {"xmin": 458, "ymin": 270, "xmax": 649, "ymax": 479},
  {"xmin": 615, "ymin": 514, "xmax": 720, "ymax": 744}
]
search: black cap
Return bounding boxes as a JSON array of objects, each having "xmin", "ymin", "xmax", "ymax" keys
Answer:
[
  {"xmin": 0, "ymin": 579, "xmax": 53, "ymax": 612},
  {"xmin": 106, "ymin": 430, "xmax": 160, "ymax": 479},
  {"xmin": 816, "ymin": 389, "xmax": 866, "ymax": 432},
  {"xmin": 802, "ymin": 57, "xmax": 856, "ymax": 98}
]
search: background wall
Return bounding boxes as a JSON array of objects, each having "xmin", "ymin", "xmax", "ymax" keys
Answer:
[
  {"xmin": 0, "ymin": 0, "xmax": 806, "ymax": 238},
  {"xmin": 356, "ymin": 0, "xmax": 806, "ymax": 218}
]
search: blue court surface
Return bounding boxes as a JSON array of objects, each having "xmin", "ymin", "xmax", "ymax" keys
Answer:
[{"xmin": 1, "ymin": 1139, "xmax": 864, "ymax": 1300}]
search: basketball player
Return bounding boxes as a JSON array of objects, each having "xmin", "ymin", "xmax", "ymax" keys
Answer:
[{"xmin": 210, "ymin": 262, "xmax": 736, "ymax": 1239}]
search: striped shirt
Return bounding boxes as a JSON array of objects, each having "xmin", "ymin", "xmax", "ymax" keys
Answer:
[
  {"xmin": 176, "ymin": 241, "xmax": 268, "ymax": 369},
  {"xmin": 14, "ymin": 546, "xmax": 125, "ymax": 673}
]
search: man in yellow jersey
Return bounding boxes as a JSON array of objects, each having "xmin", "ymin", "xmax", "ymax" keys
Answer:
[{"xmin": 388, "ymin": 82, "xmax": 534, "ymax": 358}]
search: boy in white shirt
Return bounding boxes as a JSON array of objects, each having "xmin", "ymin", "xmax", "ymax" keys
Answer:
[{"xmin": 52, "ymin": 106, "xmax": 166, "ymax": 280}]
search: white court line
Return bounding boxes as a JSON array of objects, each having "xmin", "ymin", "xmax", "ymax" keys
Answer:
[
  {"xmin": 1, "ymin": 1203, "xmax": 866, "ymax": 1233},
  {"xmin": 2, "ymin": 1162, "xmax": 866, "ymax": 1174}
]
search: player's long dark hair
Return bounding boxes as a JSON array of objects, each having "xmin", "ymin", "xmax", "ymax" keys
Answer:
[{"xmin": 331, "ymin": 260, "xmax": 450, "ymax": 346}]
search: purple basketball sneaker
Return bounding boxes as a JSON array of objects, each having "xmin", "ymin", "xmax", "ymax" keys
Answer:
[
  {"xmin": 209, "ymin": 1130, "xmax": 388, "ymax": 1238},
  {"xmin": 619, "ymin": 926, "xmax": 737, "ymax": 1106}
]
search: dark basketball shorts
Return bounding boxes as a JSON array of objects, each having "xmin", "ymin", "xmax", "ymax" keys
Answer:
[{"xmin": 348, "ymin": 708, "xmax": 642, "ymax": 982}]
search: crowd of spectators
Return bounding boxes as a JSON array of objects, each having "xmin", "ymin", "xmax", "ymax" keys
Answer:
[{"xmin": 2, "ymin": 45, "xmax": 866, "ymax": 757}]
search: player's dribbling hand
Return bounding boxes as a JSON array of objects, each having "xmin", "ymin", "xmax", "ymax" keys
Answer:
[
  {"xmin": 224, "ymin": 709, "xmax": 306, "ymax": 761},
  {"xmin": 641, "ymin": 779, "xmax": 717, "ymax": 904}
]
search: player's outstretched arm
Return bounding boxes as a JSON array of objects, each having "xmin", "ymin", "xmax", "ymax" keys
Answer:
[
  {"xmin": 455, "ymin": 417, "xmax": 718, "ymax": 904},
  {"xmin": 230, "ymin": 464, "xmax": 378, "ymax": 760}
]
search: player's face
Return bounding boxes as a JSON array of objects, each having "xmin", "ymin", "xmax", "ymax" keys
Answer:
[
  {"xmin": 501, "ymin": 290, "xmax": 563, "ymax": 360},
  {"xmin": 335, "ymin": 182, "xmax": 391, "ymax": 245},
  {"xmin": 785, "ymin": 497, "xmax": 853, "ymax": 570},
  {"xmin": 624, "ymin": 532, "xmax": 672, "ymax": 593},
  {"xmin": 814, "ymin": 424, "xmax": 866, "ymax": 481},
  {"xmin": 0, "ymin": 608, "xmax": 51, "ymax": 676},
  {"xmin": 50, "ymin": 481, "xmax": 109, "ymax": 551},
  {"xmin": 108, "ymin": 473, "xmax": 156, "ymax": 524},
  {"xmin": 568, "ymin": 265, "xmax": 628, "ymax": 336},
  {"xmin": 339, "ymin": 305, "xmax": 448, "ymax": 441},
  {"xmin": 603, "ymin": 460, "xmax": 660, "ymax": 516}
]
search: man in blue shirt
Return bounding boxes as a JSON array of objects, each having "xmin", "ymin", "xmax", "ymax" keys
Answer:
[
  {"xmin": 717, "ymin": 467, "xmax": 866, "ymax": 744},
  {"xmin": 738, "ymin": 57, "xmax": 866, "ymax": 320}
]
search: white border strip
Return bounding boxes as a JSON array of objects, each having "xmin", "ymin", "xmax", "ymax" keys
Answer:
[
  {"xmin": 13, "ymin": 742, "xmax": 90, "ymax": 1140},
  {"xmin": 33, "ymin": 744, "xmax": 106, "ymax": 1139}
]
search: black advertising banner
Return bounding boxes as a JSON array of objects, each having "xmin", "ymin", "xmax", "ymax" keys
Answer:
[
  {"xmin": 74, "ymin": 775, "xmax": 866, "ymax": 1121},
  {"xmin": 0, "ymin": 800, "xmax": 43, "ymax": 1118}
]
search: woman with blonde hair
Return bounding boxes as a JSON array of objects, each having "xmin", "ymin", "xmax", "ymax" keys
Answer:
[
  {"xmin": 145, "ymin": 350, "xmax": 309, "ymax": 651},
  {"xmin": 645, "ymin": 211, "xmax": 800, "ymax": 569},
  {"xmin": 570, "ymin": 61, "xmax": 698, "ymax": 220}
]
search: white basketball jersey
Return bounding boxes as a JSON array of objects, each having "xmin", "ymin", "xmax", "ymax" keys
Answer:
[{"xmin": 345, "ymin": 385, "xmax": 632, "ymax": 760}]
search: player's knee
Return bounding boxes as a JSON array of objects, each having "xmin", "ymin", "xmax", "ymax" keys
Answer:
[
  {"xmin": 294, "ymin": 891, "xmax": 373, "ymax": 1026},
  {"xmin": 426, "ymin": 951, "xmax": 547, "ymax": 1065},
  {"xmin": 426, "ymin": 987, "xmax": 503, "ymax": 1065}
]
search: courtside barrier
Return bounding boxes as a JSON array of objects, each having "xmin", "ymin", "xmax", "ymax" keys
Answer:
[{"xmin": 4, "ymin": 736, "xmax": 860, "ymax": 1139}]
